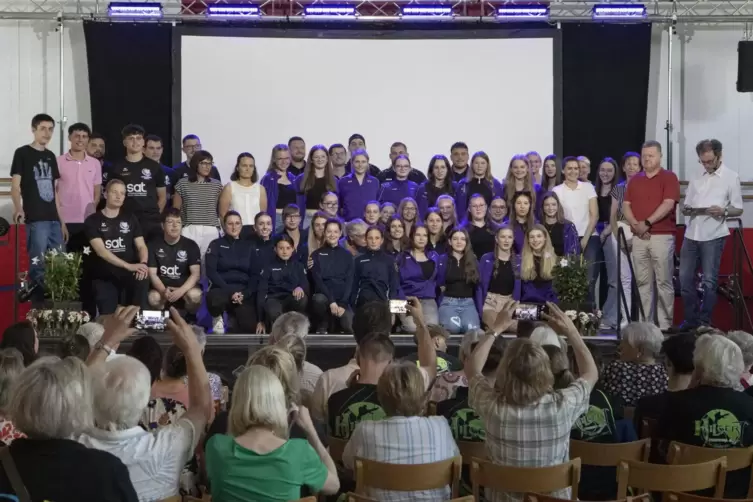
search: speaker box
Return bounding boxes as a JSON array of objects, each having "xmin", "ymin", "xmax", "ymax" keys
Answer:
[{"xmin": 737, "ymin": 41, "xmax": 753, "ymax": 92}]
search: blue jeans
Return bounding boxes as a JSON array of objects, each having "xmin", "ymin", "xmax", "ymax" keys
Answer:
[
  {"xmin": 438, "ymin": 297, "xmax": 480, "ymax": 334},
  {"xmin": 679, "ymin": 235, "xmax": 726, "ymax": 327},
  {"xmin": 26, "ymin": 221, "xmax": 64, "ymax": 302},
  {"xmin": 584, "ymin": 235, "xmax": 602, "ymax": 306}
]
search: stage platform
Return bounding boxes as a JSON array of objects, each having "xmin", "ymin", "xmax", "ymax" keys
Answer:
[{"xmin": 40, "ymin": 333, "xmax": 619, "ymax": 386}]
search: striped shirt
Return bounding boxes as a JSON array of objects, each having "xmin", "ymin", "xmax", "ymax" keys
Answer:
[
  {"xmin": 175, "ymin": 178, "xmax": 223, "ymax": 227},
  {"xmin": 610, "ymin": 182, "xmax": 628, "ymax": 222},
  {"xmin": 342, "ymin": 415, "xmax": 459, "ymax": 502}
]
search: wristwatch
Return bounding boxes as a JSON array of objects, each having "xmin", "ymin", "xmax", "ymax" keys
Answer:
[
  {"xmin": 94, "ymin": 341, "xmax": 115, "ymax": 357},
  {"xmin": 644, "ymin": 219, "xmax": 653, "ymax": 228},
  {"xmin": 724, "ymin": 208, "xmax": 729, "ymax": 219}
]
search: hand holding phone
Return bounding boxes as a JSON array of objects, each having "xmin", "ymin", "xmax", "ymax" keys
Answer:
[{"xmin": 389, "ymin": 299, "xmax": 407, "ymax": 314}]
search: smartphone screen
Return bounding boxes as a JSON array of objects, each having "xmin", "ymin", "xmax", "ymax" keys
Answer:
[
  {"xmin": 513, "ymin": 304, "xmax": 542, "ymax": 321},
  {"xmin": 389, "ymin": 300, "xmax": 407, "ymax": 314},
  {"xmin": 134, "ymin": 310, "xmax": 170, "ymax": 331}
]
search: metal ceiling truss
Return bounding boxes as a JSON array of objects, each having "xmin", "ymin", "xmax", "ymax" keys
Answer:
[{"xmin": 2, "ymin": 0, "xmax": 753, "ymax": 23}]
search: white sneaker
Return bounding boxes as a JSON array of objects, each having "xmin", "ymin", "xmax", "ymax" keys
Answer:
[{"xmin": 212, "ymin": 316, "xmax": 225, "ymax": 334}]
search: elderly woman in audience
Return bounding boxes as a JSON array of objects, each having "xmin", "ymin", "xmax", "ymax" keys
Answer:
[
  {"xmin": 465, "ymin": 300, "xmax": 598, "ymax": 502},
  {"xmin": 602, "ymin": 322, "xmax": 668, "ymax": 406},
  {"xmin": 206, "ymin": 365, "xmax": 340, "ymax": 501},
  {"xmin": 0, "ymin": 320, "xmax": 37, "ymax": 367},
  {"xmin": 126, "ymin": 335, "xmax": 188, "ymax": 430},
  {"xmin": 727, "ymin": 330, "xmax": 753, "ymax": 388},
  {"xmin": 0, "ymin": 349, "xmax": 25, "ymax": 445},
  {"xmin": 431, "ymin": 328, "xmax": 485, "ymax": 402},
  {"xmin": 659, "ymin": 335, "xmax": 753, "ymax": 497},
  {"xmin": 0, "ymin": 356, "xmax": 138, "ymax": 501},
  {"xmin": 269, "ymin": 312, "xmax": 322, "ymax": 400},
  {"xmin": 79, "ymin": 306, "xmax": 213, "ymax": 502},
  {"xmin": 343, "ymin": 360, "xmax": 458, "ymax": 501}
]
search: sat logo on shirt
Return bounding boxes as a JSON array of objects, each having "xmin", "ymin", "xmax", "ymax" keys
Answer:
[
  {"xmin": 119, "ymin": 222, "xmax": 131, "ymax": 234},
  {"xmin": 141, "ymin": 168, "xmax": 152, "ymax": 180},
  {"xmin": 176, "ymin": 250, "xmax": 188, "ymax": 262}
]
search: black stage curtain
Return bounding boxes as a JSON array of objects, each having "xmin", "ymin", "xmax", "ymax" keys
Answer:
[
  {"xmin": 562, "ymin": 23, "xmax": 652, "ymax": 175},
  {"xmin": 84, "ymin": 22, "xmax": 174, "ymax": 164}
]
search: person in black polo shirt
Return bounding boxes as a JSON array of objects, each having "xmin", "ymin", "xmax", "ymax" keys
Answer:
[
  {"xmin": 147, "ymin": 208, "xmax": 202, "ymax": 315},
  {"xmin": 84, "ymin": 179, "xmax": 149, "ymax": 314},
  {"xmin": 103, "ymin": 124, "xmax": 166, "ymax": 242},
  {"xmin": 327, "ymin": 333, "xmax": 394, "ymax": 440},
  {"xmin": 171, "ymin": 134, "xmax": 222, "ymax": 185}
]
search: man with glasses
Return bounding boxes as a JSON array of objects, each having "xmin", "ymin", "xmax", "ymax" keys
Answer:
[
  {"xmin": 678, "ymin": 139, "xmax": 743, "ymax": 331},
  {"xmin": 171, "ymin": 134, "xmax": 222, "ymax": 185},
  {"xmin": 147, "ymin": 208, "xmax": 203, "ymax": 318}
]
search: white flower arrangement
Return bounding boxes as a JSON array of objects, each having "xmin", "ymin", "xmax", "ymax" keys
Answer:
[
  {"xmin": 564, "ymin": 309, "xmax": 602, "ymax": 336},
  {"xmin": 26, "ymin": 309, "xmax": 90, "ymax": 337}
]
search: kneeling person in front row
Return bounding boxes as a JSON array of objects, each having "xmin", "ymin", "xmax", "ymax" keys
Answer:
[
  {"xmin": 257, "ymin": 234, "xmax": 309, "ymax": 333},
  {"xmin": 147, "ymin": 208, "xmax": 203, "ymax": 315},
  {"xmin": 84, "ymin": 179, "xmax": 149, "ymax": 314}
]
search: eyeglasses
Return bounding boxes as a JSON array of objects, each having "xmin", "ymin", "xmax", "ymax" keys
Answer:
[
  {"xmin": 698, "ymin": 156, "xmax": 718, "ymax": 167},
  {"xmin": 198, "ymin": 160, "xmax": 213, "ymax": 167},
  {"xmin": 285, "ymin": 214, "xmax": 301, "ymax": 220}
]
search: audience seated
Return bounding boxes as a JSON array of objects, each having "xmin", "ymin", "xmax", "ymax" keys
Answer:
[
  {"xmin": 634, "ymin": 333, "xmax": 696, "ymax": 433},
  {"xmin": 602, "ymin": 322, "xmax": 668, "ymax": 406},
  {"xmin": 151, "ymin": 343, "xmax": 192, "ymax": 407},
  {"xmin": 726, "ymin": 330, "xmax": 753, "ymax": 388},
  {"xmin": 328, "ymin": 333, "xmax": 393, "ymax": 441},
  {"xmin": 0, "ymin": 321, "xmax": 38, "ymax": 367},
  {"xmin": 465, "ymin": 300, "xmax": 597, "ymax": 502},
  {"xmin": 342, "ymin": 361, "xmax": 458, "ymax": 501},
  {"xmin": 77, "ymin": 321, "xmax": 105, "ymax": 349},
  {"xmin": 205, "ymin": 365, "xmax": 340, "ymax": 501},
  {"xmin": 0, "ymin": 349, "xmax": 25, "ymax": 445},
  {"xmin": 269, "ymin": 312, "xmax": 323, "ymax": 404},
  {"xmin": 79, "ymin": 306, "xmax": 213, "ymax": 501},
  {"xmin": 310, "ymin": 301, "xmax": 392, "ymax": 422},
  {"xmin": 658, "ymin": 334, "xmax": 753, "ymax": 497},
  {"xmin": 430, "ymin": 328, "xmax": 484, "ymax": 403},
  {"xmin": 191, "ymin": 325, "xmax": 224, "ymax": 403},
  {"xmin": 126, "ymin": 335, "xmax": 188, "ymax": 430},
  {"xmin": 542, "ymin": 344, "xmax": 575, "ymax": 390},
  {"xmin": 403, "ymin": 324, "xmax": 462, "ymax": 375},
  {"xmin": 0, "ymin": 357, "xmax": 138, "ymax": 501}
]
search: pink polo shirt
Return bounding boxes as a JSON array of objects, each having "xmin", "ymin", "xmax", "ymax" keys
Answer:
[{"xmin": 56, "ymin": 152, "xmax": 101, "ymax": 224}]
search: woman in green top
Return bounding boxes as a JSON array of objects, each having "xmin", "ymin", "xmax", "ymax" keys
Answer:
[{"xmin": 205, "ymin": 365, "xmax": 340, "ymax": 501}]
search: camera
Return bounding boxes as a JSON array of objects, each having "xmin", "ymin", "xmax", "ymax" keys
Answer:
[
  {"xmin": 513, "ymin": 303, "xmax": 546, "ymax": 321},
  {"xmin": 133, "ymin": 310, "xmax": 170, "ymax": 331}
]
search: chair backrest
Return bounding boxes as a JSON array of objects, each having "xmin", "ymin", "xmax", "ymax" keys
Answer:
[
  {"xmin": 524, "ymin": 493, "xmax": 652, "ymax": 502},
  {"xmin": 668, "ymin": 442, "xmax": 753, "ymax": 472},
  {"xmin": 667, "ymin": 491, "xmax": 753, "ymax": 502},
  {"xmin": 329, "ymin": 436, "xmax": 347, "ymax": 464},
  {"xmin": 354, "ymin": 455, "xmax": 462, "ymax": 497},
  {"xmin": 616, "ymin": 458, "xmax": 728, "ymax": 500},
  {"xmin": 570, "ymin": 439, "xmax": 650, "ymax": 466},
  {"xmin": 471, "ymin": 458, "xmax": 581, "ymax": 501},
  {"xmin": 347, "ymin": 494, "xmax": 473, "ymax": 502},
  {"xmin": 457, "ymin": 440, "xmax": 487, "ymax": 464}
]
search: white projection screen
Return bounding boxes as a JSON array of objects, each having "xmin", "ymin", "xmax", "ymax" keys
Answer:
[{"xmin": 179, "ymin": 30, "xmax": 559, "ymax": 181}]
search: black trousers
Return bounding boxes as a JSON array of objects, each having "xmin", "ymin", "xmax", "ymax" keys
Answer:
[
  {"xmin": 92, "ymin": 271, "xmax": 149, "ymax": 315},
  {"xmin": 264, "ymin": 294, "xmax": 308, "ymax": 328},
  {"xmin": 206, "ymin": 288, "xmax": 258, "ymax": 333},
  {"xmin": 311, "ymin": 293, "xmax": 353, "ymax": 333},
  {"xmin": 66, "ymin": 223, "xmax": 96, "ymax": 318}
]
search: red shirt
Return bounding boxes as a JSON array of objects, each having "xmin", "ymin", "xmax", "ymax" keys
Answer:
[{"xmin": 624, "ymin": 169, "xmax": 680, "ymax": 234}]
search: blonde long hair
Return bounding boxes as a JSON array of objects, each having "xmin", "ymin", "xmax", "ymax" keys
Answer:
[
  {"xmin": 229, "ymin": 365, "xmax": 289, "ymax": 438},
  {"xmin": 307, "ymin": 211, "xmax": 330, "ymax": 257},
  {"xmin": 468, "ymin": 151, "xmax": 493, "ymax": 183},
  {"xmin": 504, "ymin": 154, "xmax": 537, "ymax": 208},
  {"xmin": 521, "ymin": 224, "xmax": 555, "ymax": 281}
]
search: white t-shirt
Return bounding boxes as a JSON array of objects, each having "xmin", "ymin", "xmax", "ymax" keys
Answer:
[
  {"xmin": 77, "ymin": 417, "xmax": 198, "ymax": 501},
  {"xmin": 552, "ymin": 181, "xmax": 597, "ymax": 237}
]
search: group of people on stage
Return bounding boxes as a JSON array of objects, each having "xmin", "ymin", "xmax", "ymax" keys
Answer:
[{"xmin": 10, "ymin": 113, "xmax": 745, "ymax": 334}]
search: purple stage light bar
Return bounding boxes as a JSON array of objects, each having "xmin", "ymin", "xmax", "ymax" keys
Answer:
[
  {"xmin": 108, "ymin": 2, "xmax": 163, "ymax": 17},
  {"xmin": 496, "ymin": 4, "xmax": 549, "ymax": 20},
  {"xmin": 206, "ymin": 4, "xmax": 261, "ymax": 16},
  {"xmin": 303, "ymin": 4, "xmax": 357, "ymax": 16},
  {"xmin": 592, "ymin": 3, "xmax": 647, "ymax": 19},
  {"xmin": 401, "ymin": 5, "xmax": 454, "ymax": 17}
]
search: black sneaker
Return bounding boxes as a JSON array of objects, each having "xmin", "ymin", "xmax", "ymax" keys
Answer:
[{"xmin": 316, "ymin": 327, "xmax": 328, "ymax": 335}]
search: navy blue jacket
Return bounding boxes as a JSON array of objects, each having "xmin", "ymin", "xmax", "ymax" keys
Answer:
[
  {"xmin": 249, "ymin": 236, "xmax": 275, "ymax": 291},
  {"xmin": 206, "ymin": 235, "xmax": 255, "ymax": 296},
  {"xmin": 397, "ymin": 251, "xmax": 438, "ymax": 299},
  {"xmin": 351, "ymin": 249, "xmax": 401, "ymax": 306},
  {"xmin": 274, "ymin": 228, "xmax": 309, "ymax": 264},
  {"xmin": 257, "ymin": 256, "xmax": 309, "ymax": 320},
  {"xmin": 311, "ymin": 244, "xmax": 355, "ymax": 305}
]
